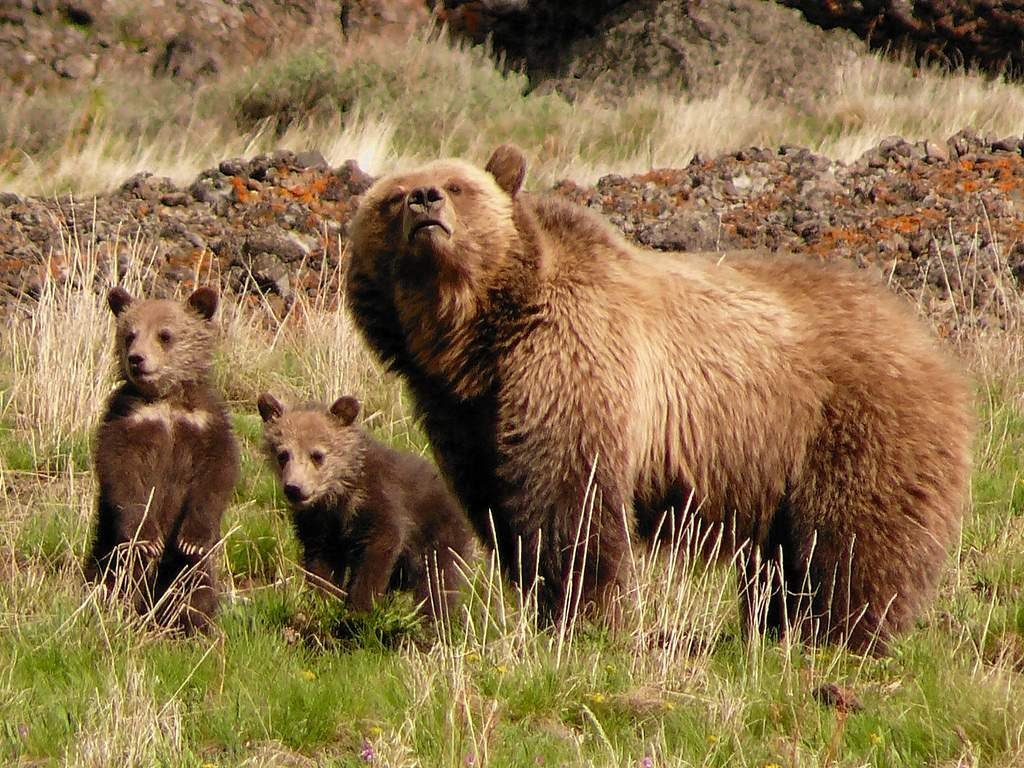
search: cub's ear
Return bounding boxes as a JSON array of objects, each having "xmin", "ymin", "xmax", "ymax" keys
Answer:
[
  {"xmin": 257, "ymin": 393, "xmax": 285, "ymax": 423},
  {"xmin": 187, "ymin": 287, "xmax": 219, "ymax": 321},
  {"xmin": 485, "ymin": 144, "xmax": 526, "ymax": 197},
  {"xmin": 107, "ymin": 286, "xmax": 133, "ymax": 317},
  {"xmin": 329, "ymin": 396, "xmax": 361, "ymax": 427}
]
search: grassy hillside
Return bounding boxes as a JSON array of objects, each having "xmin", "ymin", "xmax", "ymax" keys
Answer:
[
  {"xmin": 4, "ymin": 31, "xmax": 1024, "ymax": 196},
  {"xmin": 1, "ymin": 27, "xmax": 1024, "ymax": 768}
]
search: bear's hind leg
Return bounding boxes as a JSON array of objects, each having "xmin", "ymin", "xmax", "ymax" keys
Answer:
[{"xmin": 737, "ymin": 498, "xmax": 813, "ymax": 644}]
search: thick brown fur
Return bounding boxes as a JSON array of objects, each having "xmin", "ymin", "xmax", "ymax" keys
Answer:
[
  {"xmin": 345, "ymin": 145, "xmax": 974, "ymax": 652},
  {"xmin": 85, "ymin": 287, "xmax": 240, "ymax": 633},
  {"xmin": 258, "ymin": 393, "xmax": 474, "ymax": 620}
]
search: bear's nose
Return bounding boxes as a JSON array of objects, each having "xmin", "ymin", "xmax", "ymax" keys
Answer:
[
  {"xmin": 128, "ymin": 353, "xmax": 145, "ymax": 368},
  {"xmin": 407, "ymin": 186, "xmax": 445, "ymax": 213},
  {"xmin": 284, "ymin": 483, "xmax": 307, "ymax": 503}
]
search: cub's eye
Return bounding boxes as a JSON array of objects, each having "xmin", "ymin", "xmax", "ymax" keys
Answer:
[
  {"xmin": 276, "ymin": 450, "xmax": 290, "ymax": 466},
  {"xmin": 310, "ymin": 449, "xmax": 325, "ymax": 467},
  {"xmin": 446, "ymin": 182, "xmax": 462, "ymax": 195},
  {"xmin": 158, "ymin": 329, "xmax": 173, "ymax": 345},
  {"xmin": 124, "ymin": 330, "xmax": 137, "ymax": 345}
]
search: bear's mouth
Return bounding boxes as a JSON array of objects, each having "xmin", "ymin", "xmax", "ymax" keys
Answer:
[
  {"xmin": 128, "ymin": 365, "xmax": 151, "ymax": 381},
  {"xmin": 407, "ymin": 219, "xmax": 452, "ymax": 242}
]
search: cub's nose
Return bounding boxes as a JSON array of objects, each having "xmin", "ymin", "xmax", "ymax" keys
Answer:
[
  {"xmin": 283, "ymin": 483, "xmax": 307, "ymax": 503},
  {"xmin": 407, "ymin": 186, "xmax": 445, "ymax": 213},
  {"xmin": 127, "ymin": 353, "xmax": 145, "ymax": 369}
]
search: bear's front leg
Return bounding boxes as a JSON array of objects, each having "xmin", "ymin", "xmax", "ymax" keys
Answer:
[
  {"xmin": 346, "ymin": 527, "xmax": 404, "ymax": 614},
  {"xmin": 175, "ymin": 429, "xmax": 239, "ymax": 562},
  {"xmin": 508, "ymin": 483, "xmax": 632, "ymax": 627},
  {"xmin": 300, "ymin": 547, "xmax": 348, "ymax": 600},
  {"xmin": 87, "ymin": 488, "xmax": 165, "ymax": 611}
]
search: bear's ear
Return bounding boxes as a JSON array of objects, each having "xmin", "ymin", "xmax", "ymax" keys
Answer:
[
  {"xmin": 257, "ymin": 393, "xmax": 285, "ymax": 423},
  {"xmin": 107, "ymin": 286, "xmax": 133, "ymax": 317},
  {"xmin": 485, "ymin": 144, "xmax": 526, "ymax": 197},
  {"xmin": 187, "ymin": 287, "xmax": 219, "ymax": 321},
  {"xmin": 329, "ymin": 396, "xmax": 361, "ymax": 426}
]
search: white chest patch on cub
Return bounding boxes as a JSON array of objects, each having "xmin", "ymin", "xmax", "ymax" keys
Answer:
[{"xmin": 127, "ymin": 402, "xmax": 211, "ymax": 431}]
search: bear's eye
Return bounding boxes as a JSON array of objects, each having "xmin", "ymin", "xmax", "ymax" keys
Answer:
[
  {"xmin": 381, "ymin": 190, "xmax": 405, "ymax": 210},
  {"xmin": 124, "ymin": 330, "xmax": 137, "ymax": 345},
  {"xmin": 446, "ymin": 182, "xmax": 462, "ymax": 195},
  {"xmin": 276, "ymin": 449, "xmax": 290, "ymax": 466},
  {"xmin": 310, "ymin": 449, "xmax": 325, "ymax": 467},
  {"xmin": 158, "ymin": 329, "xmax": 173, "ymax": 345}
]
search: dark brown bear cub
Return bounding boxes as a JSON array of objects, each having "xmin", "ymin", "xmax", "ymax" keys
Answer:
[
  {"xmin": 85, "ymin": 286, "xmax": 239, "ymax": 633},
  {"xmin": 257, "ymin": 392, "xmax": 473, "ymax": 620}
]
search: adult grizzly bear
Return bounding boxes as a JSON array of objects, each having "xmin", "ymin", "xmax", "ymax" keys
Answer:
[
  {"xmin": 346, "ymin": 145, "xmax": 972, "ymax": 651},
  {"xmin": 86, "ymin": 286, "xmax": 240, "ymax": 633},
  {"xmin": 257, "ymin": 392, "xmax": 473, "ymax": 619}
]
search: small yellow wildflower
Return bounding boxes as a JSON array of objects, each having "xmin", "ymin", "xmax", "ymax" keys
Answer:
[
  {"xmin": 369, "ymin": 725, "xmax": 383, "ymax": 736},
  {"xmin": 299, "ymin": 669, "xmax": 316, "ymax": 681},
  {"xmin": 870, "ymin": 731, "xmax": 883, "ymax": 746},
  {"xmin": 706, "ymin": 734, "xmax": 719, "ymax": 745},
  {"xmin": 585, "ymin": 692, "xmax": 606, "ymax": 705},
  {"xmin": 664, "ymin": 702, "xmax": 675, "ymax": 711},
  {"xmin": 495, "ymin": 664, "xmax": 508, "ymax": 675},
  {"xmin": 465, "ymin": 651, "xmax": 481, "ymax": 664}
]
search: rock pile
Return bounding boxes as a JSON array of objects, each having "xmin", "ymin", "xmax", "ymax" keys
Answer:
[{"xmin": 1, "ymin": 131, "xmax": 1022, "ymax": 334}]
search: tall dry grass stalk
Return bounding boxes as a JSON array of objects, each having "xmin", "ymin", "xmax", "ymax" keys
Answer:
[
  {"xmin": 215, "ymin": 256, "xmax": 409, "ymax": 434},
  {"xmin": 5, "ymin": 212, "xmax": 158, "ymax": 460},
  {"xmin": 64, "ymin": 661, "xmax": 186, "ymax": 768}
]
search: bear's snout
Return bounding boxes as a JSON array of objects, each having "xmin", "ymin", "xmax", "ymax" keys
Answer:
[
  {"xmin": 407, "ymin": 185, "xmax": 445, "ymax": 213},
  {"xmin": 283, "ymin": 483, "xmax": 308, "ymax": 504},
  {"xmin": 404, "ymin": 185, "xmax": 452, "ymax": 242},
  {"xmin": 126, "ymin": 352, "xmax": 153, "ymax": 379}
]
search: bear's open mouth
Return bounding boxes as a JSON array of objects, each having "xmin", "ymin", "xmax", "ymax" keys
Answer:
[{"xmin": 408, "ymin": 219, "xmax": 452, "ymax": 241}]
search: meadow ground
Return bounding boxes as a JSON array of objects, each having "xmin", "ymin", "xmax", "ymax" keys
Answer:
[{"xmin": 1, "ymin": 30, "xmax": 1024, "ymax": 768}]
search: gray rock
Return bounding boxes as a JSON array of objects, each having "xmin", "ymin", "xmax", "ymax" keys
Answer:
[
  {"xmin": 53, "ymin": 52, "xmax": 95, "ymax": 79},
  {"xmin": 295, "ymin": 150, "xmax": 328, "ymax": 170},
  {"xmin": 242, "ymin": 232, "xmax": 307, "ymax": 264},
  {"xmin": 218, "ymin": 158, "xmax": 248, "ymax": 177}
]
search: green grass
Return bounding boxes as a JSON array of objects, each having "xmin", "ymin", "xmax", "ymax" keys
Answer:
[{"xmin": 1, "ymin": 371, "xmax": 1023, "ymax": 766}]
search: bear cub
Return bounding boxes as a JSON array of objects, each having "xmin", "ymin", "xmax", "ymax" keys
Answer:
[
  {"xmin": 258, "ymin": 392, "xmax": 473, "ymax": 620},
  {"xmin": 85, "ymin": 286, "xmax": 240, "ymax": 633}
]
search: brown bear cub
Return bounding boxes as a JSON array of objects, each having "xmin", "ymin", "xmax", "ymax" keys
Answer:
[
  {"xmin": 257, "ymin": 393, "xmax": 473, "ymax": 620},
  {"xmin": 85, "ymin": 286, "xmax": 239, "ymax": 633},
  {"xmin": 346, "ymin": 144, "xmax": 974, "ymax": 653}
]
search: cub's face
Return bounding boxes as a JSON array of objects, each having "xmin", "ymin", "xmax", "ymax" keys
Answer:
[
  {"xmin": 107, "ymin": 287, "xmax": 218, "ymax": 397},
  {"xmin": 349, "ymin": 146, "xmax": 527, "ymax": 289},
  {"xmin": 257, "ymin": 394, "xmax": 364, "ymax": 509}
]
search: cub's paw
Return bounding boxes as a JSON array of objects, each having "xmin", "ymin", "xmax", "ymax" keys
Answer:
[
  {"xmin": 176, "ymin": 538, "xmax": 208, "ymax": 559},
  {"xmin": 132, "ymin": 540, "xmax": 164, "ymax": 559}
]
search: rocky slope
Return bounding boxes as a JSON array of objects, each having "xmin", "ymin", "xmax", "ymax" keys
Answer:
[
  {"xmin": 1, "ymin": 131, "xmax": 1021, "ymax": 335},
  {"xmin": 446, "ymin": 0, "xmax": 1024, "ymax": 84},
  {"xmin": 0, "ymin": 0, "xmax": 427, "ymax": 89},
  {"xmin": 779, "ymin": 0, "xmax": 1024, "ymax": 75}
]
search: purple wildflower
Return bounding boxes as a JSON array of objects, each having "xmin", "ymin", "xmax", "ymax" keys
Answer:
[{"xmin": 360, "ymin": 740, "xmax": 376, "ymax": 762}]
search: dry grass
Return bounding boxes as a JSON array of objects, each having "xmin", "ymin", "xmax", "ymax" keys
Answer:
[{"xmin": 4, "ymin": 32, "xmax": 1024, "ymax": 195}]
